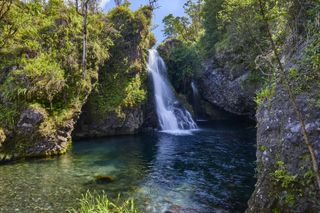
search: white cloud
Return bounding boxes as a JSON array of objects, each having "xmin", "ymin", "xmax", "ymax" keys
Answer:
[{"xmin": 100, "ymin": 0, "xmax": 111, "ymax": 9}]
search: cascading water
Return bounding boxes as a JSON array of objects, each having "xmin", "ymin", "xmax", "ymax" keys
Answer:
[
  {"xmin": 147, "ymin": 49, "xmax": 197, "ymax": 133},
  {"xmin": 191, "ymin": 81, "xmax": 200, "ymax": 119},
  {"xmin": 191, "ymin": 81, "xmax": 206, "ymax": 121}
]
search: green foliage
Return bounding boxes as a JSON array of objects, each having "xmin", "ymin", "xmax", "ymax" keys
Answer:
[
  {"xmin": 258, "ymin": 145, "xmax": 267, "ymax": 152},
  {"xmin": 292, "ymin": 17, "xmax": 320, "ymax": 104},
  {"xmin": 200, "ymin": 0, "xmax": 224, "ymax": 55},
  {"xmin": 69, "ymin": 191, "xmax": 140, "ymax": 213},
  {"xmin": 1, "ymin": 53, "xmax": 65, "ymax": 106},
  {"xmin": 85, "ymin": 5, "xmax": 153, "ymax": 119},
  {"xmin": 162, "ymin": 0, "xmax": 204, "ymax": 43},
  {"xmin": 160, "ymin": 1, "xmax": 206, "ymax": 96},
  {"xmin": 0, "ymin": 0, "xmax": 114, "ymax": 155},
  {"xmin": 272, "ymin": 161, "xmax": 298, "ymax": 206},
  {"xmin": 273, "ymin": 168, "xmax": 297, "ymax": 188},
  {"xmin": 158, "ymin": 40, "xmax": 202, "ymax": 94},
  {"xmin": 271, "ymin": 159, "xmax": 318, "ymax": 207},
  {"xmin": 255, "ymin": 83, "xmax": 275, "ymax": 106}
]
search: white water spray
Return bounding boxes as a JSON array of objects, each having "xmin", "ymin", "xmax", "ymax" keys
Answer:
[{"xmin": 147, "ymin": 49, "xmax": 197, "ymax": 133}]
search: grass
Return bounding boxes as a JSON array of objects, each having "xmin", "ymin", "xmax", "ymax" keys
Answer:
[{"xmin": 68, "ymin": 191, "xmax": 140, "ymax": 213}]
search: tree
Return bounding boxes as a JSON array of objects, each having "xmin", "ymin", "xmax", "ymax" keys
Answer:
[
  {"xmin": 163, "ymin": 14, "xmax": 190, "ymax": 41},
  {"xmin": 162, "ymin": 0, "xmax": 204, "ymax": 43},
  {"xmin": 0, "ymin": 0, "xmax": 17, "ymax": 49},
  {"xmin": 114, "ymin": 0, "xmax": 122, "ymax": 6},
  {"xmin": 0, "ymin": 0, "xmax": 12, "ymax": 22},
  {"xmin": 76, "ymin": 0, "xmax": 97, "ymax": 78},
  {"xmin": 148, "ymin": 0, "xmax": 159, "ymax": 9}
]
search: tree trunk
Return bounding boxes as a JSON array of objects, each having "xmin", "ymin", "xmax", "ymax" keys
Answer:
[
  {"xmin": 75, "ymin": 0, "xmax": 79, "ymax": 12},
  {"xmin": 82, "ymin": 2, "xmax": 88, "ymax": 79}
]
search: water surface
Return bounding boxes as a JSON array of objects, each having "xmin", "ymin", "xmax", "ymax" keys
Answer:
[{"xmin": 0, "ymin": 120, "xmax": 256, "ymax": 213}]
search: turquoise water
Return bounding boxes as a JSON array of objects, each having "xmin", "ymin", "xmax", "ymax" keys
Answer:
[{"xmin": 0, "ymin": 120, "xmax": 256, "ymax": 213}]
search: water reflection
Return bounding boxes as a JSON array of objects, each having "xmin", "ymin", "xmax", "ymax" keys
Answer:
[{"xmin": 0, "ymin": 121, "xmax": 256, "ymax": 213}]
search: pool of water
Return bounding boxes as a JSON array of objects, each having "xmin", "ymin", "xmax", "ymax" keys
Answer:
[{"xmin": 0, "ymin": 120, "xmax": 256, "ymax": 213}]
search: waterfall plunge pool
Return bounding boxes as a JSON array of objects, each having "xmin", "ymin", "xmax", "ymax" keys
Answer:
[{"xmin": 0, "ymin": 119, "xmax": 256, "ymax": 213}]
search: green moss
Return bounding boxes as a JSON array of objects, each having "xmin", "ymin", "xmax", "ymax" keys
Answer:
[
  {"xmin": 255, "ymin": 83, "xmax": 276, "ymax": 107},
  {"xmin": 273, "ymin": 169, "xmax": 297, "ymax": 189},
  {"xmin": 270, "ymin": 159, "xmax": 318, "ymax": 208},
  {"xmin": 258, "ymin": 145, "xmax": 267, "ymax": 152}
]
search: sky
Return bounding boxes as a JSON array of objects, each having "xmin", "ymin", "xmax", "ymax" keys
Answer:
[{"xmin": 100, "ymin": 0, "xmax": 187, "ymax": 43}]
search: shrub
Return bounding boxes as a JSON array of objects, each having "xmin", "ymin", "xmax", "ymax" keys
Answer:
[
  {"xmin": 1, "ymin": 53, "xmax": 65, "ymax": 106},
  {"xmin": 158, "ymin": 40, "xmax": 202, "ymax": 94}
]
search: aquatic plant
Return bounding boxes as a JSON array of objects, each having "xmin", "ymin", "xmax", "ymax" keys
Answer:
[{"xmin": 69, "ymin": 191, "xmax": 140, "ymax": 213}]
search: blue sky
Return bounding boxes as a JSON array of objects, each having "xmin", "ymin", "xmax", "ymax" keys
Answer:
[{"xmin": 100, "ymin": 0, "xmax": 187, "ymax": 43}]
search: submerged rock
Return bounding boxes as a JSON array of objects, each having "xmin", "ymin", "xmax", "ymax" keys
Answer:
[{"xmin": 95, "ymin": 175, "xmax": 116, "ymax": 183}]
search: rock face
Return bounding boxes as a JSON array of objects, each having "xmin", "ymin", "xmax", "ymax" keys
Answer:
[
  {"xmin": 248, "ymin": 40, "xmax": 320, "ymax": 212},
  {"xmin": 199, "ymin": 60, "xmax": 259, "ymax": 118},
  {"xmin": 0, "ymin": 105, "xmax": 81, "ymax": 160},
  {"xmin": 74, "ymin": 106, "xmax": 144, "ymax": 137},
  {"xmin": 248, "ymin": 86, "xmax": 320, "ymax": 212}
]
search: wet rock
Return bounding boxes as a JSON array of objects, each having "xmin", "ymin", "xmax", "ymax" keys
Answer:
[{"xmin": 199, "ymin": 61, "xmax": 259, "ymax": 118}]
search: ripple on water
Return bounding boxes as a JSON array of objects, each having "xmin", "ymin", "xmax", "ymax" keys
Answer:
[{"xmin": 0, "ymin": 121, "xmax": 256, "ymax": 213}]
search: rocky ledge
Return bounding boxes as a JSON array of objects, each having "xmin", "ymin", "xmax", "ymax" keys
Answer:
[
  {"xmin": 199, "ymin": 60, "xmax": 259, "ymax": 118},
  {"xmin": 0, "ymin": 105, "xmax": 82, "ymax": 161}
]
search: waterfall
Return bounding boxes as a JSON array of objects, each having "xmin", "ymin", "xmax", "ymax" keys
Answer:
[
  {"xmin": 191, "ymin": 81, "xmax": 207, "ymax": 122},
  {"xmin": 191, "ymin": 81, "xmax": 199, "ymax": 98},
  {"xmin": 147, "ymin": 49, "xmax": 197, "ymax": 133},
  {"xmin": 191, "ymin": 81, "xmax": 200, "ymax": 119}
]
